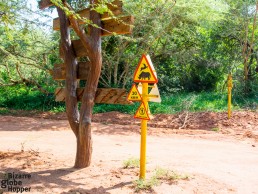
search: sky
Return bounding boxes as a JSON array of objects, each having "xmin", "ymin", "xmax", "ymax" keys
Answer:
[{"xmin": 26, "ymin": 0, "xmax": 58, "ymax": 29}]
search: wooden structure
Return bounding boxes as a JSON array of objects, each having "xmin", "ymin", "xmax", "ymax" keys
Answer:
[
  {"xmin": 39, "ymin": 0, "xmax": 134, "ymax": 168},
  {"xmin": 55, "ymin": 88, "xmax": 131, "ymax": 104},
  {"xmin": 44, "ymin": 1, "xmax": 134, "ymax": 104}
]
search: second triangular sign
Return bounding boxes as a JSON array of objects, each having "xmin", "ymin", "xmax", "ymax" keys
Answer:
[{"xmin": 127, "ymin": 84, "xmax": 142, "ymax": 101}]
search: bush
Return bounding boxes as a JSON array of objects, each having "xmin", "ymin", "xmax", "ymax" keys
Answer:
[{"xmin": 0, "ymin": 85, "xmax": 63, "ymax": 111}]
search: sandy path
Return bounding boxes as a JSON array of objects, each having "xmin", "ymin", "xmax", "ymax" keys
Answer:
[{"xmin": 0, "ymin": 116, "xmax": 258, "ymax": 194}]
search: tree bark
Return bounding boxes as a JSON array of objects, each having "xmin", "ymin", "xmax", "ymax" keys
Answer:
[
  {"xmin": 57, "ymin": 7, "xmax": 80, "ymax": 138},
  {"xmin": 56, "ymin": 0, "xmax": 102, "ymax": 168},
  {"xmin": 74, "ymin": 1, "xmax": 102, "ymax": 168}
]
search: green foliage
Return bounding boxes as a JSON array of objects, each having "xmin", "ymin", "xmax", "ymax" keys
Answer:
[
  {"xmin": 122, "ymin": 157, "xmax": 140, "ymax": 169},
  {"xmin": 94, "ymin": 91, "xmax": 257, "ymax": 115},
  {"xmin": 0, "ymin": 0, "xmax": 257, "ymax": 114},
  {"xmin": 0, "ymin": 85, "xmax": 63, "ymax": 111},
  {"xmin": 133, "ymin": 167, "xmax": 189, "ymax": 192},
  {"xmin": 100, "ymin": 0, "xmax": 257, "ymax": 94},
  {"xmin": 154, "ymin": 168, "xmax": 189, "ymax": 181},
  {"xmin": 0, "ymin": 87, "xmax": 256, "ymax": 114},
  {"xmin": 232, "ymin": 81, "xmax": 258, "ymax": 110},
  {"xmin": 133, "ymin": 177, "xmax": 159, "ymax": 192},
  {"xmin": 212, "ymin": 127, "xmax": 220, "ymax": 132},
  {"xmin": 151, "ymin": 92, "xmax": 227, "ymax": 113},
  {"xmin": 0, "ymin": 0, "xmax": 60, "ymax": 93},
  {"xmin": 93, "ymin": 103, "xmax": 139, "ymax": 114}
]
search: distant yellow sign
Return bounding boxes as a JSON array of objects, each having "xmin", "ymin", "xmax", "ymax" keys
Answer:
[
  {"xmin": 133, "ymin": 54, "xmax": 158, "ymax": 83},
  {"xmin": 134, "ymin": 102, "xmax": 150, "ymax": 120},
  {"xmin": 127, "ymin": 84, "xmax": 142, "ymax": 101}
]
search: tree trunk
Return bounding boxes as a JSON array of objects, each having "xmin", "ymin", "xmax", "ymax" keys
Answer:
[
  {"xmin": 57, "ymin": 7, "xmax": 80, "ymax": 138},
  {"xmin": 248, "ymin": 55, "xmax": 254, "ymax": 79},
  {"xmin": 75, "ymin": 122, "xmax": 92, "ymax": 167},
  {"xmin": 75, "ymin": 3, "xmax": 102, "ymax": 168},
  {"xmin": 114, "ymin": 62, "xmax": 118, "ymax": 86},
  {"xmin": 56, "ymin": 0, "xmax": 102, "ymax": 168}
]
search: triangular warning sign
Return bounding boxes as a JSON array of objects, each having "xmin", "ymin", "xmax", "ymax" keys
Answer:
[
  {"xmin": 134, "ymin": 102, "xmax": 150, "ymax": 120},
  {"xmin": 148, "ymin": 84, "xmax": 161, "ymax": 103},
  {"xmin": 127, "ymin": 84, "xmax": 142, "ymax": 101},
  {"xmin": 133, "ymin": 54, "xmax": 158, "ymax": 83}
]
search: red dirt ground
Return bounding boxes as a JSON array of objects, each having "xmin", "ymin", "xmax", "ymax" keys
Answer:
[{"xmin": 0, "ymin": 110, "xmax": 257, "ymax": 194}]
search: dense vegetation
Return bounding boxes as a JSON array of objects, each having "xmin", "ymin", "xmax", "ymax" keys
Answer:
[{"xmin": 0, "ymin": 0, "xmax": 257, "ymax": 114}]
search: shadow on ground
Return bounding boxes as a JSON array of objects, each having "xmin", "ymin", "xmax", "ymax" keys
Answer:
[{"xmin": 61, "ymin": 181, "xmax": 132, "ymax": 194}]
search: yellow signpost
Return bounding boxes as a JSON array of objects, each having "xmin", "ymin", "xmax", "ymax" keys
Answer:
[
  {"xmin": 139, "ymin": 82, "xmax": 148, "ymax": 179},
  {"xmin": 127, "ymin": 54, "xmax": 160, "ymax": 179},
  {"xmin": 227, "ymin": 73, "xmax": 233, "ymax": 119}
]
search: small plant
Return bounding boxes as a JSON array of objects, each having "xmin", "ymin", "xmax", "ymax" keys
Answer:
[
  {"xmin": 133, "ymin": 167, "xmax": 189, "ymax": 192},
  {"xmin": 50, "ymin": 106, "xmax": 65, "ymax": 113},
  {"xmin": 154, "ymin": 167, "xmax": 189, "ymax": 182},
  {"xmin": 133, "ymin": 176, "xmax": 159, "ymax": 192},
  {"xmin": 123, "ymin": 157, "xmax": 140, "ymax": 169},
  {"xmin": 211, "ymin": 127, "xmax": 220, "ymax": 132}
]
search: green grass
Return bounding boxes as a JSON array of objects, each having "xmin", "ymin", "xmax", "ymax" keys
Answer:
[
  {"xmin": 133, "ymin": 167, "xmax": 189, "ymax": 192},
  {"xmin": 133, "ymin": 176, "xmax": 159, "ymax": 192},
  {"xmin": 159, "ymin": 92, "xmax": 229, "ymax": 113},
  {"xmin": 0, "ymin": 85, "xmax": 63, "ymax": 112},
  {"xmin": 123, "ymin": 157, "xmax": 140, "ymax": 169},
  {"xmin": 0, "ymin": 85, "xmax": 257, "ymax": 114},
  {"xmin": 211, "ymin": 127, "xmax": 220, "ymax": 132},
  {"xmin": 93, "ymin": 92, "xmax": 257, "ymax": 114},
  {"xmin": 154, "ymin": 167, "xmax": 189, "ymax": 181}
]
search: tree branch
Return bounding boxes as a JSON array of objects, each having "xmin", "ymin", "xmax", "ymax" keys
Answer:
[
  {"xmin": 14, "ymin": 62, "xmax": 49, "ymax": 94},
  {"xmin": 57, "ymin": 4, "xmax": 80, "ymax": 137},
  {"xmin": 63, "ymin": 2, "xmax": 93, "ymax": 57}
]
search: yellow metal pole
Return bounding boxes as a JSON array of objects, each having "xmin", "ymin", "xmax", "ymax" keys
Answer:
[
  {"xmin": 228, "ymin": 87, "xmax": 232, "ymax": 119},
  {"xmin": 140, "ymin": 82, "xmax": 148, "ymax": 179},
  {"xmin": 227, "ymin": 74, "xmax": 233, "ymax": 119}
]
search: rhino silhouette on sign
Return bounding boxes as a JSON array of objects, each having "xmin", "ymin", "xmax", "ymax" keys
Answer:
[{"xmin": 138, "ymin": 71, "xmax": 151, "ymax": 80}]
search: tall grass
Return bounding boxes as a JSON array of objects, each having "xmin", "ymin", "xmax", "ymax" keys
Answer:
[
  {"xmin": 0, "ymin": 85, "xmax": 256, "ymax": 114},
  {"xmin": 0, "ymin": 85, "xmax": 63, "ymax": 112}
]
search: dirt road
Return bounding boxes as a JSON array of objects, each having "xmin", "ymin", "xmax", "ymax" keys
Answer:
[{"xmin": 0, "ymin": 113, "xmax": 258, "ymax": 194}]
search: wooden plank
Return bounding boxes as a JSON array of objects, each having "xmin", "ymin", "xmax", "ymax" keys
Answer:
[
  {"xmin": 73, "ymin": 39, "xmax": 87, "ymax": 58},
  {"xmin": 53, "ymin": 62, "xmax": 90, "ymax": 80},
  {"xmin": 54, "ymin": 15, "xmax": 134, "ymax": 37},
  {"xmin": 60, "ymin": 15, "xmax": 133, "ymax": 57},
  {"xmin": 39, "ymin": 0, "xmax": 53, "ymax": 10},
  {"xmin": 55, "ymin": 88, "xmax": 65, "ymax": 102},
  {"xmin": 59, "ymin": 39, "xmax": 87, "ymax": 58},
  {"xmin": 55, "ymin": 88, "xmax": 132, "ymax": 105},
  {"xmin": 95, "ymin": 88, "xmax": 128, "ymax": 104},
  {"xmin": 53, "ymin": 0, "xmax": 123, "ymax": 31},
  {"xmin": 101, "ymin": 15, "xmax": 134, "ymax": 36}
]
